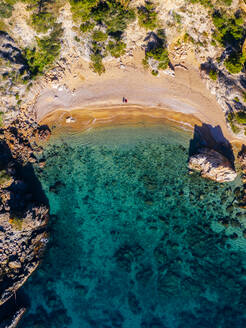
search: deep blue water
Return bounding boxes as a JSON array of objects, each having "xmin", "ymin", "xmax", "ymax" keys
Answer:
[{"xmin": 20, "ymin": 124, "xmax": 246, "ymax": 328}]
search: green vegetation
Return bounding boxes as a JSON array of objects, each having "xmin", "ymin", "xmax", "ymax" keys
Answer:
[
  {"xmin": 147, "ymin": 47, "xmax": 169, "ymax": 70},
  {"xmin": 24, "ymin": 25, "xmax": 63, "ymax": 77},
  {"xmin": 31, "ymin": 11, "xmax": 56, "ymax": 33},
  {"xmin": 188, "ymin": 0, "xmax": 213, "ymax": 7},
  {"xmin": 0, "ymin": 1, "xmax": 13, "ymax": 18},
  {"xmin": 188, "ymin": 0, "xmax": 232, "ymax": 7},
  {"xmin": 184, "ymin": 32, "xmax": 195, "ymax": 44},
  {"xmin": 208, "ymin": 68, "xmax": 218, "ymax": 80},
  {"xmin": 92, "ymin": 30, "xmax": 108, "ymax": 42},
  {"xmin": 243, "ymin": 92, "xmax": 246, "ymax": 103},
  {"xmin": 9, "ymin": 216, "xmax": 23, "ymax": 230},
  {"xmin": 235, "ymin": 111, "xmax": 246, "ymax": 124},
  {"xmin": 227, "ymin": 112, "xmax": 240, "ymax": 133},
  {"xmin": 90, "ymin": 52, "xmax": 105, "ymax": 75},
  {"xmin": 212, "ymin": 11, "xmax": 246, "ymax": 74},
  {"xmin": 0, "ymin": 112, "xmax": 4, "ymax": 127},
  {"xmin": 70, "ymin": 0, "xmax": 135, "ymax": 34},
  {"xmin": 137, "ymin": 1, "xmax": 158, "ymax": 30},
  {"xmin": 173, "ymin": 11, "xmax": 182, "ymax": 25},
  {"xmin": 80, "ymin": 21, "xmax": 95, "ymax": 33},
  {"xmin": 225, "ymin": 52, "xmax": 246, "ymax": 74},
  {"xmin": 227, "ymin": 111, "xmax": 246, "ymax": 134},
  {"xmin": 20, "ymin": 0, "xmax": 64, "ymax": 33},
  {"xmin": 212, "ymin": 11, "xmax": 244, "ymax": 48},
  {"xmin": 70, "ymin": 0, "xmax": 135, "ymax": 74},
  {"xmin": 106, "ymin": 40, "xmax": 126, "ymax": 58},
  {"xmin": 0, "ymin": 0, "xmax": 17, "ymax": 18},
  {"xmin": 151, "ymin": 69, "xmax": 158, "ymax": 76},
  {"xmin": 144, "ymin": 30, "xmax": 169, "ymax": 74},
  {"xmin": 0, "ymin": 169, "xmax": 12, "ymax": 186}
]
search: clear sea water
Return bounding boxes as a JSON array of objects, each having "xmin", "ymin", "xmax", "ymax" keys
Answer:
[{"xmin": 20, "ymin": 123, "xmax": 246, "ymax": 328}]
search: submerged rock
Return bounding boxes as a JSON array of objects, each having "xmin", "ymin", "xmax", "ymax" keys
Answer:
[{"xmin": 188, "ymin": 148, "xmax": 237, "ymax": 183}]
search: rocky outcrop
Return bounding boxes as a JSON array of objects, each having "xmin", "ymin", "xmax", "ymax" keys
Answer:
[
  {"xmin": 188, "ymin": 147, "xmax": 237, "ymax": 183},
  {"xmin": 0, "ymin": 307, "xmax": 26, "ymax": 328},
  {"xmin": 237, "ymin": 146, "xmax": 246, "ymax": 207},
  {"xmin": 0, "ymin": 118, "xmax": 49, "ymax": 325}
]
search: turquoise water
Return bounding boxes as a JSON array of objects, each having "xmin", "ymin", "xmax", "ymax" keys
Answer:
[{"xmin": 20, "ymin": 124, "xmax": 246, "ymax": 328}]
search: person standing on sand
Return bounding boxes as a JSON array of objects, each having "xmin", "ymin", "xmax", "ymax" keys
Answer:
[{"xmin": 122, "ymin": 97, "xmax": 125, "ymax": 103}]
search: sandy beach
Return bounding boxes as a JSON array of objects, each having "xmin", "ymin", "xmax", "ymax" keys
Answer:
[{"xmin": 35, "ymin": 58, "xmax": 239, "ymax": 143}]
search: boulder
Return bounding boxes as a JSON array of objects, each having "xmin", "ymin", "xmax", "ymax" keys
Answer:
[{"xmin": 188, "ymin": 147, "xmax": 237, "ymax": 183}]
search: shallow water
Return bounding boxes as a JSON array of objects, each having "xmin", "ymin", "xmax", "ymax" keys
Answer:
[{"xmin": 20, "ymin": 124, "xmax": 246, "ymax": 328}]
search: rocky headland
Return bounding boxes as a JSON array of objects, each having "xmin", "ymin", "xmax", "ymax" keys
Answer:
[{"xmin": 0, "ymin": 117, "xmax": 50, "ymax": 327}]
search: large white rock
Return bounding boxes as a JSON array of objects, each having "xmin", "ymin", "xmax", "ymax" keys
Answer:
[{"xmin": 188, "ymin": 147, "xmax": 237, "ymax": 183}]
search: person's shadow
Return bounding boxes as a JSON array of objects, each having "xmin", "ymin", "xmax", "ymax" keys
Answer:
[{"xmin": 189, "ymin": 123, "xmax": 235, "ymax": 167}]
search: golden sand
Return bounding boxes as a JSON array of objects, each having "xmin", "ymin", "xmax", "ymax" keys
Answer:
[{"xmin": 39, "ymin": 105, "xmax": 202, "ymax": 135}]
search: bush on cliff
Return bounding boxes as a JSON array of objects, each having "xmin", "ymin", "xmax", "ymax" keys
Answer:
[
  {"xmin": 24, "ymin": 25, "xmax": 63, "ymax": 76},
  {"xmin": 106, "ymin": 40, "xmax": 126, "ymax": 58},
  {"xmin": 212, "ymin": 11, "xmax": 246, "ymax": 74},
  {"xmin": 137, "ymin": 1, "xmax": 158, "ymax": 30},
  {"xmin": 0, "ymin": 1, "xmax": 14, "ymax": 18},
  {"xmin": 31, "ymin": 11, "xmax": 56, "ymax": 33},
  {"xmin": 235, "ymin": 111, "xmax": 246, "ymax": 124},
  {"xmin": 225, "ymin": 52, "xmax": 246, "ymax": 74}
]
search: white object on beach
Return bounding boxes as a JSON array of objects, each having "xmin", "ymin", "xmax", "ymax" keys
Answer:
[{"xmin": 66, "ymin": 116, "xmax": 76, "ymax": 123}]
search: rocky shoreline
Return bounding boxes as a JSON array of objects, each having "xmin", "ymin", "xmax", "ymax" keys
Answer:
[{"xmin": 0, "ymin": 116, "xmax": 50, "ymax": 327}]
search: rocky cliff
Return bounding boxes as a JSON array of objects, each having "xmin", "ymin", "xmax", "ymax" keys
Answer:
[{"xmin": 0, "ymin": 118, "xmax": 50, "ymax": 327}]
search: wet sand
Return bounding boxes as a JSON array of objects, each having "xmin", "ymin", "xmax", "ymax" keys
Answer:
[{"xmin": 40, "ymin": 105, "xmax": 202, "ymax": 136}]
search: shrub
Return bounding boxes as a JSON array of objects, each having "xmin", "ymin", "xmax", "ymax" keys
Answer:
[
  {"xmin": 92, "ymin": 30, "xmax": 108, "ymax": 42},
  {"xmin": 142, "ymin": 57, "xmax": 148, "ymax": 69},
  {"xmin": 229, "ymin": 121, "xmax": 240, "ymax": 133},
  {"xmin": 91, "ymin": 0, "xmax": 135, "ymax": 35},
  {"xmin": 212, "ymin": 11, "xmax": 244, "ymax": 48},
  {"xmin": 151, "ymin": 69, "xmax": 158, "ymax": 76},
  {"xmin": 80, "ymin": 21, "xmax": 95, "ymax": 33},
  {"xmin": 70, "ymin": 0, "xmax": 135, "ymax": 35},
  {"xmin": 188, "ymin": 0, "xmax": 213, "ymax": 7},
  {"xmin": 0, "ymin": 112, "xmax": 3, "ymax": 127},
  {"xmin": 243, "ymin": 92, "xmax": 246, "ymax": 103},
  {"xmin": 25, "ymin": 25, "xmax": 63, "ymax": 76},
  {"xmin": 106, "ymin": 40, "xmax": 126, "ymax": 58},
  {"xmin": 184, "ymin": 32, "xmax": 195, "ymax": 44},
  {"xmin": 225, "ymin": 52, "xmax": 245, "ymax": 74},
  {"xmin": 31, "ymin": 12, "xmax": 56, "ymax": 33},
  {"xmin": 69, "ymin": 0, "xmax": 99, "ymax": 22},
  {"xmin": 90, "ymin": 52, "xmax": 105, "ymax": 75},
  {"xmin": 138, "ymin": 1, "xmax": 158, "ymax": 30},
  {"xmin": 208, "ymin": 68, "xmax": 218, "ymax": 80},
  {"xmin": 147, "ymin": 47, "xmax": 169, "ymax": 70},
  {"xmin": 9, "ymin": 217, "xmax": 23, "ymax": 230},
  {"xmin": 0, "ymin": 1, "xmax": 13, "ymax": 18},
  {"xmin": 0, "ymin": 169, "xmax": 11, "ymax": 186},
  {"xmin": 235, "ymin": 111, "xmax": 246, "ymax": 124}
]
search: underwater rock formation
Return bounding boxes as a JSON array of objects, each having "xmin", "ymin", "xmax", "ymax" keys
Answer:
[{"xmin": 188, "ymin": 147, "xmax": 237, "ymax": 183}]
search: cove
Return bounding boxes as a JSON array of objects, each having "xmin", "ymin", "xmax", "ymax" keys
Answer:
[{"xmin": 20, "ymin": 123, "xmax": 246, "ymax": 328}]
